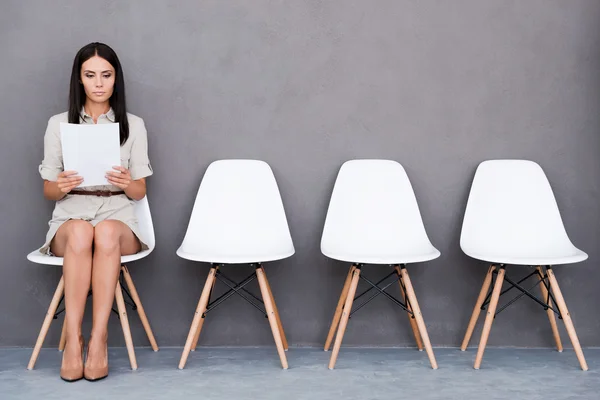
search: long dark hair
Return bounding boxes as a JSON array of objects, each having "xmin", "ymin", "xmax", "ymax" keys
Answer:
[{"xmin": 68, "ymin": 42, "xmax": 129, "ymax": 145}]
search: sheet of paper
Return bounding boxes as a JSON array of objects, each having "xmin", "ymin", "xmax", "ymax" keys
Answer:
[{"xmin": 60, "ymin": 122, "xmax": 121, "ymax": 187}]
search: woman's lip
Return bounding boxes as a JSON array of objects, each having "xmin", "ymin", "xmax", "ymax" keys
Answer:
[{"xmin": 93, "ymin": 91, "xmax": 105, "ymax": 95}]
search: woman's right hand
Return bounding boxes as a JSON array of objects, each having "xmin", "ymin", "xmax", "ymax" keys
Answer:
[{"xmin": 57, "ymin": 171, "xmax": 83, "ymax": 193}]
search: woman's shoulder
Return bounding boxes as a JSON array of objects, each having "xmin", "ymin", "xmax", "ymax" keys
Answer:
[
  {"xmin": 126, "ymin": 112, "xmax": 147, "ymax": 135},
  {"xmin": 44, "ymin": 112, "xmax": 68, "ymax": 136},
  {"xmin": 48, "ymin": 111, "xmax": 69, "ymax": 124},
  {"xmin": 126, "ymin": 112, "xmax": 144, "ymax": 125}
]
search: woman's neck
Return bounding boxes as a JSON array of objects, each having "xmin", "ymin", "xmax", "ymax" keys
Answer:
[{"xmin": 84, "ymin": 101, "xmax": 110, "ymax": 123}]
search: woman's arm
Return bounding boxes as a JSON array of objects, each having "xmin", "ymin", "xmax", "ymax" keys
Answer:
[
  {"xmin": 108, "ymin": 116, "xmax": 153, "ymax": 201},
  {"xmin": 43, "ymin": 180, "xmax": 65, "ymax": 201},
  {"xmin": 43, "ymin": 171, "xmax": 83, "ymax": 201},
  {"xmin": 106, "ymin": 166, "xmax": 146, "ymax": 201}
]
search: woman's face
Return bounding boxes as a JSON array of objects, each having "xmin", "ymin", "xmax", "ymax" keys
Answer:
[{"xmin": 80, "ymin": 55, "xmax": 115, "ymax": 104}]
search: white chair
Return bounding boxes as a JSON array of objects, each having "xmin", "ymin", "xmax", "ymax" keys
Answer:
[
  {"xmin": 459, "ymin": 160, "xmax": 588, "ymax": 370},
  {"xmin": 321, "ymin": 159, "xmax": 439, "ymax": 369},
  {"xmin": 177, "ymin": 159, "xmax": 294, "ymax": 370},
  {"xmin": 26, "ymin": 196, "xmax": 159, "ymax": 371}
]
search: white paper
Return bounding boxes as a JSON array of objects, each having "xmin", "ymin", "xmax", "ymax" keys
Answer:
[{"xmin": 60, "ymin": 122, "xmax": 121, "ymax": 187}]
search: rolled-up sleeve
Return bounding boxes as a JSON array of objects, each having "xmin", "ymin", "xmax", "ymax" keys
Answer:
[
  {"xmin": 38, "ymin": 116, "xmax": 63, "ymax": 181},
  {"xmin": 129, "ymin": 118, "xmax": 153, "ymax": 180}
]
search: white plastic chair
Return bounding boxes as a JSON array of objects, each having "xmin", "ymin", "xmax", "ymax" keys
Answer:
[
  {"xmin": 321, "ymin": 159, "xmax": 439, "ymax": 370},
  {"xmin": 459, "ymin": 160, "xmax": 588, "ymax": 370},
  {"xmin": 177, "ymin": 160, "xmax": 294, "ymax": 370},
  {"xmin": 26, "ymin": 196, "xmax": 158, "ymax": 371}
]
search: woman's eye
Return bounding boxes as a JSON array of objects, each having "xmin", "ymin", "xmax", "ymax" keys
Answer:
[
  {"xmin": 85, "ymin": 74, "xmax": 94, "ymax": 78},
  {"xmin": 103, "ymin": 74, "xmax": 112, "ymax": 79}
]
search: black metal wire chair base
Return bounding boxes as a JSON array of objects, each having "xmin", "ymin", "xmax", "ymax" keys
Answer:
[
  {"xmin": 347, "ymin": 264, "xmax": 415, "ymax": 318},
  {"xmin": 201, "ymin": 263, "xmax": 268, "ymax": 319},
  {"xmin": 482, "ymin": 265, "xmax": 562, "ymax": 319}
]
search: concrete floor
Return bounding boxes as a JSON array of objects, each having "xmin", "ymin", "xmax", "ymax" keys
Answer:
[{"xmin": 1, "ymin": 347, "xmax": 598, "ymax": 400}]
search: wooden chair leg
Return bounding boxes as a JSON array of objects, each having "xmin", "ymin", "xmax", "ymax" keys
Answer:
[
  {"xmin": 191, "ymin": 267, "xmax": 218, "ymax": 352},
  {"xmin": 28, "ymin": 277, "xmax": 65, "ymax": 370},
  {"xmin": 546, "ymin": 268, "xmax": 588, "ymax": 371},
  {"xmin": 256, "ymin": 267, "xmax": 289, "ymax": 369},
  {"xmin": 399, "ymin": 267, "xmax": 438, "ymax": 369},
  {"xmin": 115, "ymin": 281, "xmax": 137, "ymax": 370},
  {"xmin": 58, "ymin": 318, "xmax": 67, "ymax": 351},
  {"xmin": 324, "ymin": 265, "xmax": 356, "ymax": 351},
  {"xmin": 328, "ymin": 268, "xmax": 361, "ymax": 370},
  {"xmin": 121, "ymin": 265, "xmax": 159, "ymax": 352},
  {"xmin": 461, "ymin": 265, "xmax": 496, "ymax": 351},
  {"xmin": 395, "ymin": 266, "xmax": 423, "ymax": 351},
  {"xmin": 474, "ymin": 267, "xmax": 505, "ymax": 369},
  {"xmin": 537, "ymin": 266, "xmax": 563, "ymax": 352},
  {"xmin": 261, "ymin": 267, "xmax": 288, "ymax": 351},
  {"xmin": 179, "ymin": 267, "xmax": 217, "ymax": 369}
]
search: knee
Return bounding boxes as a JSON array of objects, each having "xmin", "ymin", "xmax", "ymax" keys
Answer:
[
  {"xmin": 65, "ymin": 221, "xmax": 94, "ymax": 254},
  {"xmin": 93, "ymin": 221, "xmax": 121, "ymax": 254}
]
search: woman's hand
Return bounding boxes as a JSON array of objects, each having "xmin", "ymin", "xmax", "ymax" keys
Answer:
[
  {"xmin": 57, "ymin": 170, "xmax": 83, "ymax": 193},
  {"xmin": 106, "ymin": 166, "xmax": 132, "ymax": 189}
]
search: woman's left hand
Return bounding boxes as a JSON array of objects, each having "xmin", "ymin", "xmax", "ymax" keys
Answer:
[{"xmin": 106, "ymin": 166, "xmax": 132, "ymax": 189}]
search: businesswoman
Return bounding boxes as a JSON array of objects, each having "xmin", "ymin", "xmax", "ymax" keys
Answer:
[{"xmin": 38, "ymin": 42, "xmax": 152, "ymax": 382}]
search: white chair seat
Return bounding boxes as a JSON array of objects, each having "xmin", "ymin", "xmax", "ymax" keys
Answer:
[
  {"xmin": 322, "ymin": 247, "xmax": 440, "ymax": 265},
  {"xmin": 27, "ymin": 248, "xmax": 153, "ymax": 266},
  {"xmin": 176, "ymin": 159, "xmax": 294, "ymax": 264},
  {"xmin": 176, "ymin": 248, "xmax": 293, "ymax": 264},
  {"xmin": 460, "ymin": 160, "xmax": 587, "ymax": 266},
  {"xmin": 461, "ymin": 250, "xmax": 588, "ymax": 267},
  {"xmin": 321, "ymin": 159, "xmax": 440, "ymax": 265}
]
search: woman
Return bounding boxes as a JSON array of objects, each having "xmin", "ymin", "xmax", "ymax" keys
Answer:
[{"xmin": 38, "ymin": 42, "xmax": 153, "ymax": 382}]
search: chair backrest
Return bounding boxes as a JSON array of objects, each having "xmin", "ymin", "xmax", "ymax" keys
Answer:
[
  {"xmin": 320, "ymin": 159, "xmax": 437, "ymax": 262},
  {"xmin": 178, "ymin": 160, "xmax": 294, "ymax": 263},
  {"xmin": 460, "ymin": 160, "xmax": 579, "ymax": 261},
  {"xmin": 133, "ymin": 196, "xmax": 155, "ymax": 251}
]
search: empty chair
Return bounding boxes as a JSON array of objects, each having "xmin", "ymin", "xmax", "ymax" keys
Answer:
[
  {"xmin": 460, "ymin": 160, "xmax": 588, "ymax": 370},
  {"xmin": 322, "ymin": 159, "xmax": 439, "ymax": 369},
  {"xmin": 177, "ymin": 159, "xmax": 294, "ymax": 369},
  {"xmin": 27, "ymin": 196, "xmax": 159, "ymax": 371}
]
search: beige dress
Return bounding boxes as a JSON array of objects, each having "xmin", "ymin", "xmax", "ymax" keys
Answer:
[{"xmin": 38, "ymin": 108, "xmax": 153, "ymax": 254}]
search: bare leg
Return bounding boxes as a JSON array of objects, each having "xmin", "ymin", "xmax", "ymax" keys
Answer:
[
  {"xmin": 86, "ymin": 220, "xmax": 140, "ymax": 372},
  {"xmin": 51, "ymin": 220, "xmax": 94, "ymax": 374}
]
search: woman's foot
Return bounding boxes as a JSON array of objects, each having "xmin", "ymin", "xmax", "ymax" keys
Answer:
[
  {"xmin": 84, "ymin": 333, "xmax": 109, "ymax": 381},
  {"xmin": 60, "ymin": 336, "xmax": 84, "ymax": 382}
]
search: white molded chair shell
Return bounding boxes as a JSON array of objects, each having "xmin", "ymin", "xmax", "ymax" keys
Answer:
[
  {"xmin": 320, "ymin": 159, "xmax": 440, "ymax": 264},
  {"xmin": 27, "ymin": 196, "xmax": 155, "ymax": 265},
  {"xmin": 460, "ymin": 160, "xmax": 587, "ymax": 266},
  {"xmin": 176, "ymin": 159, "xmax": 295, "ymax": 264}
]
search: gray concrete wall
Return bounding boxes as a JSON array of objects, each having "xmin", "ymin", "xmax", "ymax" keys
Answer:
[{"xmin": 1, "ymin": 0, "xmax": 600, "ymax": 348}]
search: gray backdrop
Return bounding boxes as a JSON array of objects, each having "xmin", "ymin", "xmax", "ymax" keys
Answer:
[{"xmin": 1, "ymin": 0, "xmax": 600, "ymax": 349}]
